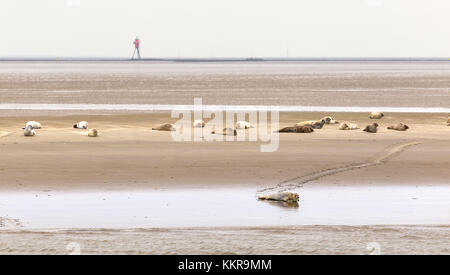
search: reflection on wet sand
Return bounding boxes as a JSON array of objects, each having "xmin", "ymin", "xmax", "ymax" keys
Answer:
[{"xmin": 260, "ymin": 200, "xmax": 300, "ymax": 209}]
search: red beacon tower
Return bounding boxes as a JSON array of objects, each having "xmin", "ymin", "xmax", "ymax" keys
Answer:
[{"xmin": 132, "ymin": 37, "xmax": 141, "ymax": 59}]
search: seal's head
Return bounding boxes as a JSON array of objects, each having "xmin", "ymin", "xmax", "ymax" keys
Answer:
[
  {"xmin": 290, "ymin": 193, "xmax": 300, "ymax": 202},
  {"xmin": 88, "ymin": 128, "xmax": 98, "ymax": 137}
]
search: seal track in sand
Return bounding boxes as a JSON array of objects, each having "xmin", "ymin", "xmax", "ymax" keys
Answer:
[
  {"xmin": 257, "ymin": 141, "xmax": 421, "ymax": 196},
  {"xmin": 0, "ymin": 131, "xmax": 14, "ymax": 138}
]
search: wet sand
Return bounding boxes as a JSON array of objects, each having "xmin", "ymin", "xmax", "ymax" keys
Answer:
[
  {"xmin": 1, "ymin": 61, "xmax": 450, "ymax": 108},
  {"xmin": 1, "ymin": 225, "xmax": 449, "ymax": 255}
]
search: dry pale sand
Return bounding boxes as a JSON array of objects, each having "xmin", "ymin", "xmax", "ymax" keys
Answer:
[{"xmin": 0, "ymin": 112, "xmax": 449, "ymax": 192}]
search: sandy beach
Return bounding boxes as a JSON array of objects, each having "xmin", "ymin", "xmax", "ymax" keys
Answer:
[{"xmin": 0, "ymin": 61, "xmax": 449, "ymax": 254}]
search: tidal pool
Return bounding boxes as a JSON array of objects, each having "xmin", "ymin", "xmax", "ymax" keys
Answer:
[{"xmin": 0, "ymin": 184, "xmax": 449, "ymax": 229}]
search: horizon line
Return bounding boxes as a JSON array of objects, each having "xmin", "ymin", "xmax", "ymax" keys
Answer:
[{"xmin": 1, "ymin": 57, "xmax": 450, "ymax": 62}]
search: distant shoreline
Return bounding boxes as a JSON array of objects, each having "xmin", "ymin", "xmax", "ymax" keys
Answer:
[{"xmin": 1, "ymin": 57, "xmax": 449, "ymax": 62}]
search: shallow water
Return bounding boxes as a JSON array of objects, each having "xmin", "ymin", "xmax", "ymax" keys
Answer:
[
  {"xmin": 1, "ymin": 184, "xmax": 449, "ymax": 229},
  {"xmin": 1, "ymin": 61, "xmax": 450, "ymax": 108}
]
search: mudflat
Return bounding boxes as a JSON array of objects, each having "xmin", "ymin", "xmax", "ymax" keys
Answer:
[
  {"xmin": 1, "ymin": 225, "xmax": 449, "ymax": 255},
  {"xmin": 0, "ymin": 61, "xmax": 449, "ymax": 108}
]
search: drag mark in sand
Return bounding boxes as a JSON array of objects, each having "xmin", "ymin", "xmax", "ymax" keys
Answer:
[
  {"xmin": 257, "ymin": 141, "xmax": 422, "ymax": 195},
  {"xmin": 0, "ymin": 131, "xmax": 13, "ymax": 138}
]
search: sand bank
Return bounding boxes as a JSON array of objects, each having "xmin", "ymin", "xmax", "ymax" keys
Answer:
[{"xmin": 0, "ymin": 112, "xmax": 449, "ymax": 192}]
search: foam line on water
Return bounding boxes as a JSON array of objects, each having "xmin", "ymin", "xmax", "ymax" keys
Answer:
[{"xmin": 0, "ymin": 104, "xmax": 449, "ymax": 113}]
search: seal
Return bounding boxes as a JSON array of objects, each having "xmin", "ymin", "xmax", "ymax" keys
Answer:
[
  {"xmin": 321, "ymin": 116, "xmax": 339, "ymax": 124},
  {"xmin": 311, "ymin": 119, "xmax": 326, "ymax": 129},
  {"xmin": 447, "ymin": 116, "xmax": 450, "ymax": 126},
  {"xmin": 263, "ymin": 200, "xmax": 299, "ymax": 208},
  {"xmin": 88, "ymin": 128, "xmax": 98, "ymax": 137},
  {"xmin": 277, "ymin": 125, "xmax": 314, "ymax": 133},
  {"xmin": 258, "ymin": 192, "xmax": 299, "ymax": 203},
  {"xmin": 369, "ymin": 112, "xmax": 384, "ymax": 119},
  {"xmin": 23, "ymin": 125, "xmax": 36, "ymax": 136},
  {"xmin": 73, "ymin": 121, "xmax": 88, "ymax": 129},
  {"xmin": 22, "ymin": 121, "xmax": 41, "ymax": 130},
  {"xmin": 338, "ymin": 121, "xmax": 359, "ymax": 130},
  {"xmin": 295, "ymin": 119, "xmax": 326, "ymax": 129},
  {"xmin": 387, "ymin": 123, "xmax": 409, "ymax": 131},
  {"xmin": 193, "ymin": 120, "xmax": 205, "ymax": 128},
  {"xmin": 152, "ymin": 123, "xmax": 176, "ymax": 131},
  {"xmin": 236, "ymin": 121, "xmax": 254, "ymax": 129},
  {"xmin": 211, "ymin": 127, "xmax": 237, "ymax": 136},
  {"xmin": 363, "ymin": 123, "xmax": 379, "ymax": 133}
]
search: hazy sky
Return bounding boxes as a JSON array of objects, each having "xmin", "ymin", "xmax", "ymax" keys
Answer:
[{"xmin": 1, "ymin": 0, "xmax": 449, "ymax": 58}]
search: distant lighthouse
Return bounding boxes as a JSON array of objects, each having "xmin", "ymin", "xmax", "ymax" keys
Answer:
[{"xmin": 132, "ymin": 37, "xmax": 141, "ymax": 60}]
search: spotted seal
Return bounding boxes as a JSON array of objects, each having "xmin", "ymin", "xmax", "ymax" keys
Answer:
[
  {"xmin": 363, "ymin": 123, "xmax": 379, "ymax": 133},
  {"xmin": 387, "ymin": 123, "xmax": 409, "ymax": 131},
  {"xmin": 258, "ymin": 192, "xmax": 299, "ymax": 203}
]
